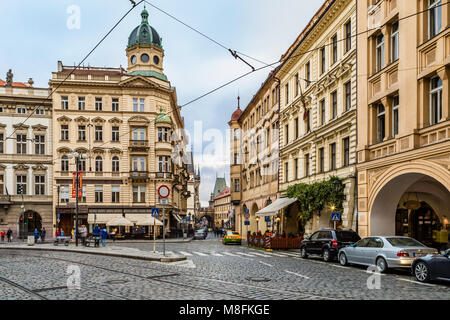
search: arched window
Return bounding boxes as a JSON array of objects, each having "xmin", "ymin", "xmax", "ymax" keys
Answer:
[
  {"xmin": 61, "ymin": 155, "xmax": 69, "ymax": 172},
  {"xmin": 112, "ymin": 156, "xmax": 120, "ymax": 172},
  {"xmin": 95, "ymin": 156, "xmax": 103, "ymax": 172}
]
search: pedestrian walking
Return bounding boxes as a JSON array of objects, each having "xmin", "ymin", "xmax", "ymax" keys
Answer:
[
  {"xmin": 93, "ymin": 225, "xmax": 101, "ymax": 247},
  {"xmin": 110, "ymin": 228, "xmax": 116, "ymax": 242},
  {"xmin": 6, "ymin": 229, "xmax": 12, "ymax": 242},
  {"xmin": 100, "ymin": 227, "xmax": 108, "ymax": 247},
  {"xmin": 1, "ymin": 230, "xmax": 5, "ymax": 242},
  {"xmin": 41, "ymin": 227, "xmax": 46, "ymax": 243},
  {"xmin": 80, "ymin": 225, "xmax": 88, "ymax": 246},
  {"xmin": 33, "ymin": 228, "xmax": 40, "ymax": 243}
]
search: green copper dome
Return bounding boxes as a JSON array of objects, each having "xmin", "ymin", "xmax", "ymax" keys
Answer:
[
  {"xmin": 155, "ymin": 107, "xmax": 171, "ymax": 124},
  {"xmin": 128, "ymin": 7, "xmax": 162, "ymax": 48}
]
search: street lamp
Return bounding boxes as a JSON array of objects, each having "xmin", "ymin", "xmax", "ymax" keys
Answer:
[
  {"xmin": 53, "ymin": 185, "xmax": 61, "ymax": 233},
  {"xmin": 276, "ymin": 216, "xmax": 281, "ymax": 234},
  {"xmin": 68, "ymin": 152, "xmax": 88, "ymax": 247},
  {"xmin": 255, "ymin": 216, "xmax": 260, "ymax": 232}
]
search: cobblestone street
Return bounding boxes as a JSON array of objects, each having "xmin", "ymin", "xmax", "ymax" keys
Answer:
[{"xmin": 0, "ymin": 235, "xmax": 448, "ymax": 300}]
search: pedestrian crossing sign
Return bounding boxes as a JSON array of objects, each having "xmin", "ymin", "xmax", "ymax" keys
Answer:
[
  {"xmin": 151, "ymin": 208, "xmax": 160, "ymax": 217},
  {"xmin": 331, "ymin": 212, "xmax": 341, "ymax": 222}
]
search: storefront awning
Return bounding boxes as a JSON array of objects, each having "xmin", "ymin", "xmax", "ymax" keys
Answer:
[
  {"xmin": 135, "ymin": 216, "xmax": 163, "ymax": 226},
  {"xmin": 256, "ymin": 197, "xmax": 297, "ymax": 217},
  {"xmin": 125, "ymin": 214, "xmax": 149, "ymax": 224},
  {"xmin": 88, "ymin": 214, "xmax": 122, "ymax": 224},
  {"xmin": 106, "ymin": 216, "xmax": 134, "ymax": 227}
]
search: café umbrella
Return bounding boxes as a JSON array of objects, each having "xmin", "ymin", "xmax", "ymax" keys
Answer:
[
  {"xmin": 106, "ymin": 216, "xmax": 134, "ymax": 227},
  {"xmin": 136, "ymin": 216, "xmax": 163, "ymax": 226}
]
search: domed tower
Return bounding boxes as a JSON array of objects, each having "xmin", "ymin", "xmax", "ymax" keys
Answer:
[{"xmin": 126, "ymin": 7, "xmax": 167, "ymax": 80}]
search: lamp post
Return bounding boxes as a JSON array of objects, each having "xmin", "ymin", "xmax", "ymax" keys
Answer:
[
  {"xmin": 255, "ymin": 216, "xmax": 260, "ymax": 233},
  {"xmin": 68, "ymin": 152, "xmax": 87, "ymax": 247},
  {"xmin": 276, "ymin": 216, "xmax": 281, "ymax": 234},
  {"xmin": 53, "ymin": 185, "xmax": 61, "ymax": 234}
]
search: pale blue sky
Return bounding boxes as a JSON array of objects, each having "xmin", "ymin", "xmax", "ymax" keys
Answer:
[{"xmin": 0, "ymin": 0, "xmax": 324, "ymax": 206}]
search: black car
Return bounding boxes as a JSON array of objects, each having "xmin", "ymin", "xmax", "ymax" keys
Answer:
[
  {"xmin": 300, "ymin": 228, "xmax": 361, "ymax": 262},
  {"xmin": 411, "ymin": 248, "xmax": 450, "ymax": 283}
]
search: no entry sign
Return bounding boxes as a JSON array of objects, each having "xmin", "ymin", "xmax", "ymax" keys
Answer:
[{"xmin": 158, "ymin": 185, "xmax": 170, "ymax": 198}]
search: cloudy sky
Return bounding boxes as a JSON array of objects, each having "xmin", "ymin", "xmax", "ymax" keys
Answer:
[{"xmin": 0, "ymin": 0, "xmax": 323, "ymax": 206}]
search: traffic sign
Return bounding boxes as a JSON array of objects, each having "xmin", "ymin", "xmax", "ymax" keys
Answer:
[
  {"xmin": 265, "ymin": 216, "xmax": 271, "ymax": 223},
  {"xmin": 244, "ymin": 209, "xmax": 249, "ymax": 214},
  {"xmin": 151, "ymin": 208, "xmax": 160, "ymax": 217},
  {"xmin": 158, "ymin": 185, "xmax": 170, "ymax": 198},
  {"xmin": 159, "ymin": 198, "xmax": 169, "ymax": 205},
  {"xmin": 331, "ymin": 212, "xmax": 341, "ymax": 222},
  {"xmin": 244, "ymin": 212, "xmax": 250, "ymax": 219},
  {"xmin": 244, "ymin": 220, "xmax": 250, "ymax": 226}
]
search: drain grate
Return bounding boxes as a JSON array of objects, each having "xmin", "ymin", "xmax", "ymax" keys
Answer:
[
  {"xmin": 105, "ymin": 279, "xmax": 130, "ymax": 285},
  {"xmin": 146, "ymin": 273, "xmax": 179, "ymax": 279},
  {"xmin": 246, "ymin": 277, "xmax": 271, "ymax": 283}
]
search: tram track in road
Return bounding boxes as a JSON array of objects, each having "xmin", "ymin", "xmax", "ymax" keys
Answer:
[
  {"xmin": 0, "ymin": 276, "xmax": 48, "ymax": 300},
  {"xmin": 2, "ymin": 249, "xmax": 335, "ymax": 300}
]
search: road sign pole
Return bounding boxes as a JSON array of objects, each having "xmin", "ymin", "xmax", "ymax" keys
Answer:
[
  {"xmin": 153, "ymin": 218, "xmax": 156, "ymax": 253},
  {"xmin": 162, "ymin": 205, "xmax": 165, "ymax": 256}
]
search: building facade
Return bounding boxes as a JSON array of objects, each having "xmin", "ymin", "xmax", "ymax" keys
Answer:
[
  {"xmin": 186, "ymin": 151, "xmax": 200, "ymax": 229},
  {"xmin": 50, "ymin": 8, "xmax": 189, "ymax": 237},
  {"xmin": 0, "ymin": 72, "xmax": 53, "ymax": 239},
  {"xmin": 229, "ymin": 74, "xmax": 280, "ymax": 235},
  {"xmin": 213, "ymin": 187, "xmax": 231, "ymax": 228},
  {"xmin": 278, "ymin": 0, "xmax": 358, "ymax": 235},
  {"xmin": 356, "ymin": 0, "xmax": 450, "ymax": 247}
]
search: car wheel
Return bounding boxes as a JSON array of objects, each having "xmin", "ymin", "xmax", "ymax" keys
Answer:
[
  {"xmin": 376, "ymin": 257, "xmax": 388, "ymax": 273},
  {"xmin": 300, "ymin": 247, "xmax": 308, "ymax": 259},
  {"xmin": 414, "ymin": 262, "xmax": 431, "ymax": 283},
  {"xmin": 339, "ymin": 252, "xmax": 348, "ymax": 266},
  {"xmin": 323, "ymin": 248, "xmax": 332, "ymax": 262}
]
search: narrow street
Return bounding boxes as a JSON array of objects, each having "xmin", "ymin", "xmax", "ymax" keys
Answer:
[{"xmin": 0, "ymin": 235, "xmax": 448, "ymax": 300}]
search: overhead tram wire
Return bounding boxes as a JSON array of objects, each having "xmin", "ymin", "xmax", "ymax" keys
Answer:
[
  {"xmin": 50, "ymin": 1, "xmax": 449, "ymax": 164},
  {"xmin": 6, "ymin": 0, "xmax": 146, "ymax": 142}
]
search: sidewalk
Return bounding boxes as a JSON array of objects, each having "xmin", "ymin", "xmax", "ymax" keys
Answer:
[{"xmin": 0, "ymin": 242, "xmax": 187, "ymax": 263}]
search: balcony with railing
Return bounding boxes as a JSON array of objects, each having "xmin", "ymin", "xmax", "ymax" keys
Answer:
[
  {"xmin": 129, "ymin": 171, "xmax": 149, "ymax": 181},
  {"xmin": 129, "ymin": 140, "xmax": 149, "ymax": 152}
]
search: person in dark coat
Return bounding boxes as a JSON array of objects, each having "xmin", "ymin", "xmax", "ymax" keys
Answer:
[
  {"xmin": 40, "ymin": 227, "xmax": 46, "ymax": 243},
  {"xmin": 93, "ymin": 225, "xmax": 101, "ymax": 247},
  {"xmin": 6, "ymin": 229, "xmax": 12, "ymax": 242}
]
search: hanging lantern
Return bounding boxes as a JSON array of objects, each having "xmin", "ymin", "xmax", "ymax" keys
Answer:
[{"xmin": 404, "ymin": 193, "xmax": 421, "ymax": 210}]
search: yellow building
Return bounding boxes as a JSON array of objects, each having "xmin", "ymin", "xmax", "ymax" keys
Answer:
[
  {"xmin": 278, "ymin": 0, "xmax": 357, "ymax": 235},
  {"xmin": 50, "ymin": 8, "xmax": 189, "ymax": 237},
  {"xmin": 356, "ymin": 0, "xmax": 450, "ymax": 247},
  {"xmin": 229, "ymin": 74, "xmax": 280, "ymax": 235},
  {"xmin": 213, "ymin": 187, "xmax": 231, "ymax": 229}
]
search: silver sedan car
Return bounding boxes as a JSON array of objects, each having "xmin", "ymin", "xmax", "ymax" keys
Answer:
[{"xmin": 338, "ymin": 236, "xmax": 438, "ymax": 273}]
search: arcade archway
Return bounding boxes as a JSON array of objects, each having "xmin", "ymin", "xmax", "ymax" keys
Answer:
[{"xmin": 18, "ymin": 210, "xmax": 42, "ymax": 238}]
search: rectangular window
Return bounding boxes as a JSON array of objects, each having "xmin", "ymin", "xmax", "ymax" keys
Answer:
[
  {"xmin": 35, "ymin": 108, "xmax": 44, "ymax": 115},
  {"xmin": 158, "ymin": 156, "xmax": 171, "ymax": 172},
  {"xmin": 78, "ymin": 125, "xmax": 86, "ymax": 141},
  {"xmin": 430, "ymin": 77, "xmax": 443, "ymax": 125},
  {"xmin": 343, "ymin": 137, "xmax": 350, "ymax": 167},
  {"xmin": 345, "ymin": 20, "xmax": 352, "ymax": 52},
  {"xmin": 285, "ymin": 83, "xmax": 289, "ymax": 105},
  {"xmin": 330, "ymin": 143, "xmax": 336, "ymax": 171},
  {"xmin": 80, "ymin": 185, "xmax": 87, "ymax": 203},
  {"xmin": 112, "ymin": 126, "xmax": 120, "ymax": 142},
  {"xmin": 391, "ymin": 21, "xmax": 399, "ymax": 62},
  {"xmin": 319, "ymin": 148, "xmax": 324, "ymax": 173},
  {"xmin": 0, "ymin": 174, "xmax": 4, "ymax": 195},
  {"xmin": 332, "ymin": 34, "xmax": 338, "ymax": 64},
  {"xmin": 285, "ymin": 124, "xmax": 289, "ymax": 145},
  {"xmin": 429, "ymin": 0, "xmax": 442, "ymax": 39},
  {"xmin": 95, "ymin": 126, "xmax": 103, "ymax": 141},
  {"xmin": 133, "ymin": 98, "xmax": 138, "ymax": 112},
  {"xmin": 284, "ymin": 162, "xmax": 289, "ymax": 183},
  {"xmin": 61, "ymin": 125, "xmax": 69, "ymax": 141},
  {"xmin": 95, "ymin": 97, "xmax": 102, "ymax": 111},
  {"xmin": 17, "ymin": 175, "xmax": 27, "ymax": 195},
  {"xmin": 305, "ymin": 154, "xmax": 310, "ymax": 177},
  {"xmin": 112, "ymin": 98, "xmax": 119, "ymax": 112},
  {"xmin": 295, "ymin": 117, "xmax": 299, "ymax": 139},
  {"xmin": 78, "ymin": 158, "xmax": 86, "ymax": 172},
  {"xmin": 305, "ymin": 62, "xmax": 311, "ymax": 86},
  {"xmin": 320, "ymin": 99, "xmax": 326, "ymax": 125},
  {"xmin": 16, "ymin": 107, "xmax": 26, "ymax": 114},
  {"xmin": 78, "ymin": 97, "xmax": 85, "ymax": 111},
  {"xmin": 377, "ymin": 104, "xmax": 386, "ymax": 142},
  {"xmin": 34, "ymin": 134, "xmax": 45, "ymax": 155},
  {"xmin": 95, "ymin": 185, "xmax": 103, "ymax": 203},
  {"xmin": 34, "ymin": 175, "xmax": 45, "ymax": 195},
  {"xmin": 295, "ymin": 74, "xmax": 299, "ymax": 97},
  {"xmin": 139, "ymin": 98, "xmax": 145, "ymax": 112},
  {"xmin": 0, "ymin": 133, "xmax": 4, "ymax": 154},
  {"xmin": 133, "ymin": 128, "xmax": 145, "ymax": 141},
  {"xmin": 111, "ymin": 186, "xmax": 120, "ymax": 203},
  {"xmin": 61, "ymin": 96, "xmax": 69, "ymax": 110},
  {"xmin": 234, "ymin": 179, "xmax": 240, "ymax": 193},
  {"xmin": 376, "ymin": 34, "xmax": 385, "ymax": 72},
  {"xmin": 393, "ymin": 95, "xmax": 399, "ymax": 136},
  {"xmin": 332, "ymin": 91, "xmax": 338, "ymax": 119},
  {"xmin": 320, "ymin": 47, "xmax": 326, "ymax": 74},
  {"xmin": 158, "ymin": 127, "xmax": 170, "ymax": 142},
  {"xmin": 345, "ymin": 81, "xmax": 351, "ymax": 111},
  {"xmin": 61, "ymin": 185, "xmax": 69, "ymax": 203},
  {"xmin": 294, "ymin": 158, "xmax": 298, "ymax": 180},
  {"xmin": 133, "ymin": 185, "xmax": 146, "ymax": 203},
  {"xmin": 16, "ymin": 134, "xmax": 27, "ymax": 154}
]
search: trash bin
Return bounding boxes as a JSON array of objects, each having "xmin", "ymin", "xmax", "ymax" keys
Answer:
[{"xmin": 27, "ymin": 236, "xmax": 35, "ymax": 246}]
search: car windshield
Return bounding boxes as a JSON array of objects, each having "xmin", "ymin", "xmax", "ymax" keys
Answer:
[
  {"xmin": 336, "ymin": 231, "xmax": 360, "ymax": 242},
  {"xmin": 195, "ymin": 230, "xmax": 204, "ymax": 234},
  {"xmin": 386, "ymin": 237, "xmax": 425, "ymax": 247},
  {"xmin": 226, "ymin": 231, "xmax": 239, "ymax": 236}
]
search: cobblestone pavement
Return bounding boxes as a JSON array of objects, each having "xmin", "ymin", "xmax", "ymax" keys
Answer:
[{"xmin": 0, "ymin": 234, "xmax": 448, "ymax": 300}]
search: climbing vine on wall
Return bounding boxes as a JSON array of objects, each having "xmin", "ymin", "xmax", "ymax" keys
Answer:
[{"xmin": 286, "ymin": 176, "xmax": 344, "ymax": 229}]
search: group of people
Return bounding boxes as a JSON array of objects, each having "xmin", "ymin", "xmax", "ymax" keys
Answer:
[
  {"xmin": 33, "ymin": 227, "xmax": 47, "ymax": 243},
  {"xmin": 212, "ymin": 227, "xmax": 226, "ymax": 237},
  {"xmin": 0, "ymin": 229, "xmax": 13, "ymax": 242},
  {"xmin": 56, "ymin": 225, "xmax": 111, "ymax": 247}
]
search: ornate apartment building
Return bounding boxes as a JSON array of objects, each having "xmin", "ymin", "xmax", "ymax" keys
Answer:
[
  {"xmin": 356, "ymin": 0, "xmax": 449, "ymax": 246},
  {"xmin": 229, "ymin": 74, "xmax": 280, "ymax": 235},
  {"xmin": 213, "ymin": 187, "xmax": 231, "ymax": 228},
  {"xmin": 50, "ymin": 8, "xmax": 189, "ymax": 236},
  {"xmin": 278, "ymin": 0, "xmax": 358, "ymax": 235},
  {"xmin": 0, "ymin": 72, "xmax": 53, "ymax": 238}
]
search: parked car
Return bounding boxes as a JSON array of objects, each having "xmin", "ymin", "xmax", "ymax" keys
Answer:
[
  {"xmin": 300, "ymin": 229, "xmax": 361, "ymax": 262},
  {"xmin": 193, "ymin": 229, "xmax": 207, "ymax": 240},
  {"xmin": 338, "ymin": 236, "xmax": 438, "ymax": 273},
  {"xmin": 222, "ymin": 231, "xmax": 242, "ymax": 245},
  {"xmin": 411, "ymin": 248, "xmax": 450, "ymax": 283}
]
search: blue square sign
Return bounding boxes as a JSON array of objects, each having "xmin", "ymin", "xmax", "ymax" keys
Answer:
[
  {"xmin": 331, "ymin": 212, "xmax": 341, "ymax": 222},
  {"xmin": 151, "ymin": 208, "xmax": 160, "ymax": 217}
]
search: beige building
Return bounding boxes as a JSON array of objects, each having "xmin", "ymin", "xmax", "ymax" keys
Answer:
[
  {"xmin": 213, "ymin": 187, "xmax": 231, "ymax": 228},
  {"xmin": 356, "ymin": 0, "xmax": 450, "ymax": 247},
  {"xmin": 229, "ymin": 74, "xmax": 280, "ymax": 235},
  {"xmin": 278, "ymin": 0, "xmax": 357, "ymax": 235},
  {"xmin": 0, "ymin": 73, "xmax": 53, "ymax": 239},
  {"xmin": 50, "ymin": 8, "xmax": 189, "ymax": 237}
]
